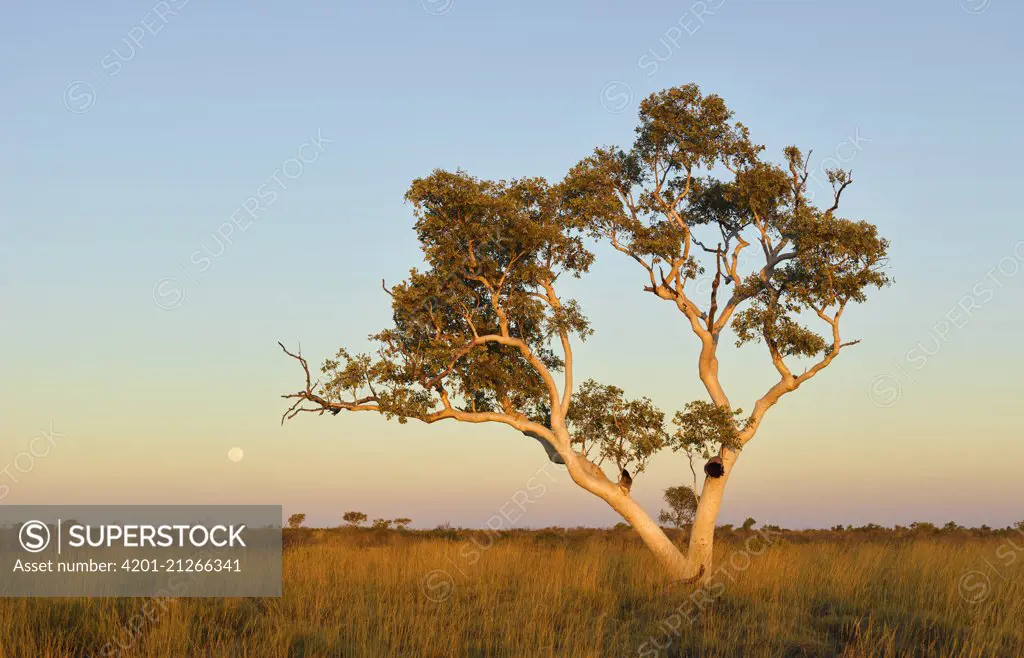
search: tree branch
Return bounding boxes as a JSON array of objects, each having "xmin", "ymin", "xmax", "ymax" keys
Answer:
[{"xmin": 739, "ymin": 303, "xmax": 859, "ymax": 443}]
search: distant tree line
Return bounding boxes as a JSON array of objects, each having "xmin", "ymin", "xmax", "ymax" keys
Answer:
[
  {"xmin": 287, "ymin": 512, "xmax": 413, "ymax": 530},
  {"xmin": 286, "ymin": 507, "xmax": 1021, "ymax": 537}
]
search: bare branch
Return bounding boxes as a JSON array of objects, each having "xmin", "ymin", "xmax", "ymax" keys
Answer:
[{"xmin": 826, "ymin": 172, "xmax": 853, "ymax": 214}]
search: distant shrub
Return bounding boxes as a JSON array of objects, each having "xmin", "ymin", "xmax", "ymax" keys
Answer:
[
  {"xmin": 343, "ymin": 511, "xmax": 368, "ymax": 528},
  {"xmin": 430, "ymin": 522, "xmax": 461, "ymax": 541},
  {"xmin": 658, "ymin": 486, "xmax": 698, "ymax": 529}
]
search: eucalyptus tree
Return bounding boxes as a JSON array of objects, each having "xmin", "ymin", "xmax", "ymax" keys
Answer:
[
  {"xmin": 280, "ymin": 84, "xmax": 890, "ymax": 583},
  {"xmin": 280, "ymin": 170, "xmax": 695, "ymax": 577},
  {"xmin": 563, "ymin": 84, "xmax": 891, "ymax": 579}
]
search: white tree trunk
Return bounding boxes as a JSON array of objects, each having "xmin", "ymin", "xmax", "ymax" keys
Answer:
[
  {"xmin": 686, "ymin": 448, "xmax": 737, "ymax": 583},
  {"xmin": 556, "ymin": 445, "xmax": 702, "ymax": 581},
  {"xmin": 546, "ymin": 422, "xmax": 737, "ymax": 583}
]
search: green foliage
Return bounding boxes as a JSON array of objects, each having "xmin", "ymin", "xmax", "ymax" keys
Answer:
[
  {"xmin": 392, "ymin": 518, "xmax": 413, "ymax": 530},
  {"xmin": 342, "ymin": 511, "xmax": 367, "ymax": 528},
  {"xmin": 284, "ymin": 82, "xmax": 892, "ymax": 505},
  {"xmin": 670, "ymin": 400, "xmax": 745, "ymax": 457},
  {"xmin": 287, "ymin": 513, "xmax": 306, "ymax": 529},
  {"xmin": 732, "ymin": 296, "xmax": 828, "ymax": 358},
  {"xmin": 566, "ymin": 379, "xmax": 667, "ymax": 474},
  {"xmin": 658, "ymin": 485, "xmax": 698, "ymax": 528},
  {"xmin": 310, "ymin": 169, "xmax": 597, "ymax": 425},
  {"xmin": 742, "ymin": 517, "xmax": 757, "ymax": 531},
  {"xmin": 564, "ymin": 82, "xmax": 891, "ymax": 384},
  {"xmin": 371, "ymin": 519, "xmax": 393, "ymax": 530}
]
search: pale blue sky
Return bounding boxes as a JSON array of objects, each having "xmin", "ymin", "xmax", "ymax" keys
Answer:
[{"xmin": 1, "ymin": 0, "xmax": 1022, "ymax": 529}]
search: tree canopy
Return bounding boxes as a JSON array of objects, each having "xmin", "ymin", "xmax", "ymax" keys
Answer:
[
  {"xmin": 561, "ymin": 83, "xmax": 890, "ymax": 441},
  {"xmin": 280, "ymin": 82, "xmax": 892, "ymax": 581},
  {"xmin": 281, "ymin": 169, "xmax": 660, "ymax": 469}
]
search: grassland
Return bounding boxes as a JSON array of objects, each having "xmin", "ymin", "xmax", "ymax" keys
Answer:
[{"xmin": 0, "ymin": 526, "xmax": 1021, "ymax": 657}]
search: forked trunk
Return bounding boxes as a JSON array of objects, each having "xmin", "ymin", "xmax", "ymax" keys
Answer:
[
  {"xmin": 606, "ymin": 488, "xmax": 697, "ymax": 580},
  {"xmin": 557, "ymin": 446, "xmax": 704, "ymax": 582},
  {"xmin": 549, "ymin": 422, "xmax": 735, "ymax": 583}
]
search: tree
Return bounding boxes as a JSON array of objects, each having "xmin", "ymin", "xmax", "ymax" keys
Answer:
[
  {"xmin": 741, "ymin": 517, "xmax": 757, "ymax": 531},
  {"xmin": 281, "ymin": 84, "xmax": 890, "ymax": 583},
  {"xmin": 658, "ymin": 485, "xmax": 698, "ymax": 529},
  {"xmin": 371, "ymin": 518, "xmax": 393, "ymax": 530},
  {"xmin": 561, "ymin": 83, "xmax": 890, "ymax": 580},
  {"xmin": 287, "ymin": 513, "xmax": 306, "ymax": 529},
  {"xmin": 342, "ymin": 511, "xmax": 367, "ymax": 528},
  {"xmin": 281, "ymin": 169, "xmax": 699, "ymax": 579},
  {"xmin": 393, "ymin": 517, "xmax": 413, "ymax": 530}
]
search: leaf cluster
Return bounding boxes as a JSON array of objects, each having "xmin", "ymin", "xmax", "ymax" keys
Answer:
[{"xmin": 566, "ymin": 379, "xmax": 668, "ymax": 475}]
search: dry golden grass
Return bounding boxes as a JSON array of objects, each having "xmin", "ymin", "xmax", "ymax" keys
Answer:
[{"xmin": 0, "ymin": 530, "xmax": 1021, "ymax": 657}]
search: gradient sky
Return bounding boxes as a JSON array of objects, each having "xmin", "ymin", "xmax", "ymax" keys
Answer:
[{"xmin": 2, "ymin": 0, "xmax": 1022, "ymax": 530}]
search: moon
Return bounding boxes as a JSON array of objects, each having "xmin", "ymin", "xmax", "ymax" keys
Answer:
[{"xmin": 227, "ymin": 447, "xmax": 244, "ymax": 463}]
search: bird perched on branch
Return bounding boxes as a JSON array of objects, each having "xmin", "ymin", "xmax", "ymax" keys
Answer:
[{"xmin": 618, "ymin": 468, "xmax": 633, "ymax": 495}]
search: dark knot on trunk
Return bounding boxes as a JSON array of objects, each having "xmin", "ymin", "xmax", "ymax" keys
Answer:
[{"xmin": 704, "ymin": 457, "xmax": 724, "ymax": 478}]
